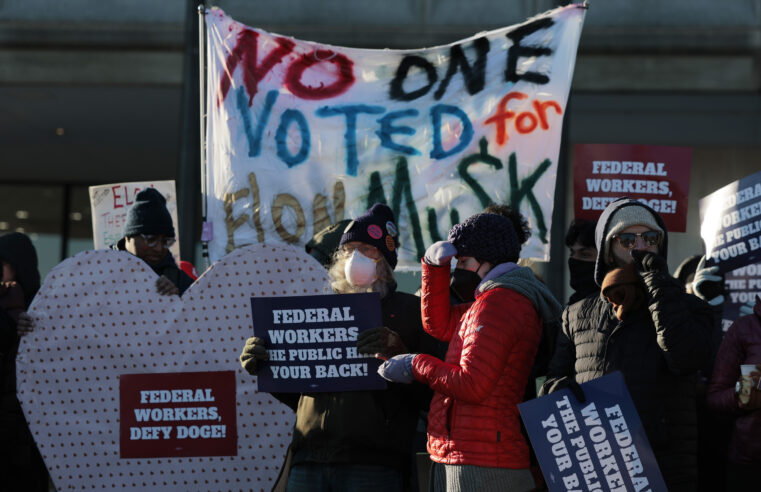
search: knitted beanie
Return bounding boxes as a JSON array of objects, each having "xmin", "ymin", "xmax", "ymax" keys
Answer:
[
  {"xmin": 340, "ymin": 203, "xmax": 399, "ymax": 269},
  {"xmin": 123, "ymin": 188, "xmax": 175, "ymax": 238},
  {"xmin": 306, "ymin": 219, "xmax": 352, "ymax": 268},
  {"xmin": 603, "ymin": 204, "xmax": 664, "ymax": 260},
  {"xmin": 448, "ymin": 213, "xmax": 520, "ymax": 265}
]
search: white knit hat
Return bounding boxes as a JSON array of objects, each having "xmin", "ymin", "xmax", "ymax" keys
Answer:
[{"xmin": 603, "ymin": 205, "xmax": 664, "ymax": 261}]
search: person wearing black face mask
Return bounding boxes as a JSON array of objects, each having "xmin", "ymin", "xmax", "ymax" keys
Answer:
[{"xmin": 564, "ymin": 219, "xmax": 599, "ymax": 305}]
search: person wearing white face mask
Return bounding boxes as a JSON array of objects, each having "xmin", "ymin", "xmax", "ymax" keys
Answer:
[{"xmin": 241, "ymin": 203, "xmax": 440, "ymax": 492}]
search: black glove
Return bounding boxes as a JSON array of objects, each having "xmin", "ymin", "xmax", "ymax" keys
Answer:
[
  {"xmin": 552, "ymin": 377, "xmax": 587, "ymax": 404},
  {"xmin": 356, "ymin": 326, "xmax": 408, "ymax": 359},
  {"xmin": 240, "ymin": 336, "xmax": 269, "ymax": 376},
  {"xmin": 630, "ymin": 250, "xmax": 668, "ymax": 274}
]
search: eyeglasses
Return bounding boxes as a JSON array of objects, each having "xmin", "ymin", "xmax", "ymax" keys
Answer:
[
  {"xmin": 139, "ymin": 234, "xmax": 176, "ymax": 249},
  {"xmin": 613, "ymin": 231, "xmax": 661, "ymax": 249},
  {"xmin": 340, "ymin": 243, "xmax": 382, "ymax": 261}
]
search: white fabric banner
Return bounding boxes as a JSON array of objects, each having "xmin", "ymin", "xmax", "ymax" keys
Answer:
[{"xmin": 205, "ymin": 5, "xmax": 585, "ymax": 268}]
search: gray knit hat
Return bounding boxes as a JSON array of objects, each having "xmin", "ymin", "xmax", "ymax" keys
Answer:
[
  {"xmin": 448, "ymin": 213, "xmax": 520, "ymax": 265},
  {"xmin": 603, "ymin": 204, "xmax": 664, "ymax": 261}
]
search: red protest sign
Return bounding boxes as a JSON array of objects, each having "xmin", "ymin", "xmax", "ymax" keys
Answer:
[
  {"xmin": 573, "ymin": 144, "xmax": 692, "ymax": 232},
  {"xmin": 120, "ymin": 371, "xmax": 237, "ymax": 458}
]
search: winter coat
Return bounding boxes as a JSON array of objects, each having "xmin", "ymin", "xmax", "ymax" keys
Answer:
[
  {"xmin": 113, "ymin": 239, "xmax": 193, "ymax": 295},
  {"xmin": 274, "ymin": 286, "xmax": 438, "ymax": 476},
  {"xmin": 707, "ymin": 297, "xmax": 761, "ymax": 465},
  {"xmin": 413, "ymin": 261, "xmax": 561, "ymax": 468},
  {"xmin": 541, "ymin": 198, "xmax": 713, "ymax": 491}
]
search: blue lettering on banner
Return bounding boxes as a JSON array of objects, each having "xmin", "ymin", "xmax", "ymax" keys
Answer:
[
  {"xmin": 316, "ymin": 104, "xmax": 386, "ymax": 176},
  {"xmin": 376, "ymin": 109, "xmax": 421, "ymax": 156},
  {"xmin": 238, "ymin": 88, "xmax": 279, "ymax": 158},
  {"xmin": 430, "ymin": 104, "xmax": 474, "ymax": 160},
  {"xmin": 275, "ymin": 109, "xmax": 311, "ymax": 167}
]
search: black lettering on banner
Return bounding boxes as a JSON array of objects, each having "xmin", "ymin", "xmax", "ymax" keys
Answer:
[
  {"xmin": 434, "ymin": 37, "xmax": 490, "ymax": 100},
  {"xmin": 505, "ymin": 17, "xmax": 554, "ymax": 84},
  {"xmin": 389, "ymin": 55, "xmax": 438, "ymax": 101}
]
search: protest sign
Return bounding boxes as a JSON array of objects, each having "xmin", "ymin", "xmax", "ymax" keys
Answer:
[
  {"xmin": 89, "ymin": 180, "xmax": 180, "ymax": 260},
  {"xmin": 519, "ymin": 372, "xmax": 666, "ymax": 492},
  {"xmin": 204, "ymin": 5, "xmax": 586, "ymax": 268},
  {"xmin": 120, "ymin": 371, "xmax": 236, "ymax": 458},
  {"xmin": 573, "ymin": 144, "xmax": 692, "ymax": 232},
  {"xmin": 252, "ymin": 293, "xmax": 383, "ymax": 393},
  {"xmin": 722, "ymin": 262, "xmax": 761, "ymax": 332},
  {"xmin": 699, "ymin": 169, "xmax": 761, "ymax": 274},
  {"xmin": 17, "ymin": 244, "xmax": 330, "ymax": 490}
]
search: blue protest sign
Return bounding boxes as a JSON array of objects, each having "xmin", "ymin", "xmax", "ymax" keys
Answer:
[
  {"xmin": 722, "ymin": 263, "xmax": 761, "ymax": 331},
  {"xmin": 519, "ymin": 372, "xmax": 666, "ymax": 492},
  {"xmin": 251, "ymin": 293, "xmax": 385, "ymax": 393},
  {"xmin": 699, "ymin": 169, "xmax": 761, "ymax": 274}
]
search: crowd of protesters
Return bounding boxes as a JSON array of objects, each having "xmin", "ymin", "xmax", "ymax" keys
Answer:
[{"xmin": 2, "ymin": 191, "xmax": 760, "ymax": 491}]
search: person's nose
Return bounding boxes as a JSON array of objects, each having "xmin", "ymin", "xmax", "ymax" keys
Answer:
[{"xmin": 632, "ymin": 236, "xmax": 648, "ymax": 250}]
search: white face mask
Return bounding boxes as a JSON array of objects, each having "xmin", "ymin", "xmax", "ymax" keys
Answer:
[{"xmin": 345, "ymin": 250, "xmax": 378, "ymax": 287}]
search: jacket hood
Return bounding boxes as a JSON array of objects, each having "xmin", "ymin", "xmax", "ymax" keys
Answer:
[
  {"xmin": 479, "ymin": 265, "xmax": 562, "ymax": 325},
  {"xmin": 0, "ymin": 232, "xmax": 41, "ymax": 307},
  {"xmin": 594, "ymin": 198, "xmax": 668, "ymax": 287}
]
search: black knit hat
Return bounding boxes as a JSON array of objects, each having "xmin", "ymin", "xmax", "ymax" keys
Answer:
[
  {"xmin": 340, "ymin": 203, "xmax": 399, "ymax": 269},
  {"xmin": 448, "ymin": 213, "xmax": 520, "ymax": 265},
  {"xmin": 123, "ymin": 188, "xmax": 175, "ymax": 238}
]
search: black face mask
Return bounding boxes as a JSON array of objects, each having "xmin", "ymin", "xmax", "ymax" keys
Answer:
[
  {"xmin": 568, "ymin": 257, "xmax": 598, "ymax": 297},
  {"xmin": 450, "ymin": 268, "xmax": 482, "ymax": 303}
]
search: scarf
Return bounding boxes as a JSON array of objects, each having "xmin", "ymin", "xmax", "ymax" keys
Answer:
[{"xmin": 601, "ymin": 264, "xmax": 646, "ymax": 320}]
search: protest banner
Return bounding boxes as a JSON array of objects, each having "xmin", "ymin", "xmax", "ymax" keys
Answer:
[
  {"xmin": 17, "ymin": 244, "xmax": 330, "ymax": 490},
  {"xmin": 120, "ymin": 371, "xmax": 236, "ymax": 458},
  {"xmin": 699, "ymin": 169, "xmax": 761, "ymax": 274},
  {"xmin": 89, "ymin": 180, "xmax": 181, "ymax": 260},
  {"xmin": 252, "ymin": 293, "xmax": 383, "ymax": 393},
  {"xmin": 519, "ymin": 372, "xmax": 666, "ymax": 492},
  {"xmin": 204, "ymin": 5, "xmax": 586, "ymax": 268},
  {"xmin": 722, "ymin": 262, "xmax": 761, "ymax": 332},
  {"xmin": 573, "ymin": 144, "xmax": 692, "ymax": 232}
]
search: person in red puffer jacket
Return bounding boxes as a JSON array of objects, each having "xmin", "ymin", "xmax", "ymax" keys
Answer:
[{"xmin": 378, "ymin": 210, "xmax": 562, "ymax": 492}]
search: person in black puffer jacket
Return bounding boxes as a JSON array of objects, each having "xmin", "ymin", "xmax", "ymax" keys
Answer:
[
  {"xmin": 540, "ymin": 197, "xmax": 713, "ymax": 492},
  {"xmin": 0, "ymin": 232, "xmax": 49, "ymax": 491}
]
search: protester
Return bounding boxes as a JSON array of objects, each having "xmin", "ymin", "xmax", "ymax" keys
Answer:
[
  {"xmin": 112, "ymin": 188, "xmax": 193, "ymax": 295},
  {"xmin": 0, "ymin": 232, "xmax": 49, "ymax": 491},
  {"xmin": 564, "ymin": 218, "xmax": 599, "ymax": 304},
  {"xmin": 540, "ymin": 197, "xmax": 713, "ymax": 491},
  {"xmin": 707, "ymin": 294, "xmax": 761, "ymax": 491},
  {"xmin": 240, "ymin": 203, "xmax": 437, "ymax": 492},
  {"xmin": 378, "ymin": 210, "xmax": 562, "ymax": 492}
]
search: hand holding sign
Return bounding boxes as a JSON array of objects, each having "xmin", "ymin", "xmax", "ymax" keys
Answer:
[
  {"xmin": 692, "ymin": 256, "xmax": 725, "ymax": 306},
  {"xmin": 356, "ymin": 326, "xmax": 407, "ymax": 359},
  {"xmin": 240, "ymin": 336, "xmax": 270, "ymax": 376}
]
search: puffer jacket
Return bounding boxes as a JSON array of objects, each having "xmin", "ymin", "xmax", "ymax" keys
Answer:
[
  {"xmin": 707, "ymin": 296, "xmax": 761, "ymax": 465},
  {"xmin": 412, "ymin": 261, "xmax": 560, "ymax": 468},
  {"xmin": 541, "ymin": 198, "xmax": 713, "ymax": 491},
  {"xmin": 276, "ymin": 285, "xmax": 438, "ymax": 475}
]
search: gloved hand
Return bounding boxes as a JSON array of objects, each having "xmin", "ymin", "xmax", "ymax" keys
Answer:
[
  {"xmin": 239, "ymin": 337, "xmax": 269, "ymax": 376},
  {"xmin": 377, "ymin": 353, "xmax": 418, "ymax": 384},
  {"xmin": 551, "ymin": 376, "xmax": 587, "ymax": 404},
  {"xmin": 356, "ymin": 326, "xmax": 407, "ymax": 359},
  {"xmin": 692, "ymin": 256, "xmax": 724, "ymax": 306},
  {"xmin": 424, "ymin": 241, "xmax": 457, "ymax": 266},
  {"xmin": 739, "ymin": 299, "xmax": 756, "ymax": 317},
  {"xmin": 630, "ymin": 250, "xmax": 668, "ymax": 274}
]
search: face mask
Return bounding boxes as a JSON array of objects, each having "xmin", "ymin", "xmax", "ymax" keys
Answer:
[
  {"xmin": 450, "ymin": 268, "xmax": 482, "ymax": 303},
  {"xmin": 345, "ymin": 250, "xmax": 378, "ymax": 287},
  {"xmin": 568, "ymin": 257, "xmax": 598, "ymax": 296}
]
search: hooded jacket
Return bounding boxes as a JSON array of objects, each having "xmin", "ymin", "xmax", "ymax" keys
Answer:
[
  {"xmin": 707, "ymin": 296, "xmax": 761, "ymax": 465},
  {"xmin": 541, "ymin": 198, "xmax": 713, "ymax": 491},
  {"xmin": 413, "ymin": 260, "xmax": 561, "ymax": 468}
]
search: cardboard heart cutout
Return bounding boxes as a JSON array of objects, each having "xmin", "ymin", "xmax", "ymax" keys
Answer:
[{"xmin": 17, "ymin": 244, "xmax": 330, "ymax": 491}]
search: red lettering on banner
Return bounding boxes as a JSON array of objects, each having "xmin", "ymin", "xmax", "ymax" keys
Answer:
[
  {"xmin": 483, "ymin": 92, "xmax": 562, "ymax": 145},
  {"xmin": 217, "ymin": 30, "xmax": 295, "ymax": 107},
  {"xmin": 112, "ymin": 186, "xmax": 124, "ymax": 209},
  {"xmin": 284, "ymin": 50, "xmax": 355, "ymax": 100}
]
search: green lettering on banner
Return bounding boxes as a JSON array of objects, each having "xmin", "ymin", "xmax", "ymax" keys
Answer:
[
  {"xmin": 508, "ymin": 152, "xmax": 551, "ymax": 243},
  {"xmin": 458, "ymin": 137, "xmax": 504, "ymax": 208}
]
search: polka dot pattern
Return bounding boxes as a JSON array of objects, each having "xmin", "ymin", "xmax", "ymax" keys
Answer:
[{"xmin": 17, "ymin": 244, "xmax": 331, "ymax": 491}]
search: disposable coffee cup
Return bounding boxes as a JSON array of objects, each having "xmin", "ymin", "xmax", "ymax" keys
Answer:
[{"xmin": 739, "ymin": 364, "xmax": 758, "ymax": 404}]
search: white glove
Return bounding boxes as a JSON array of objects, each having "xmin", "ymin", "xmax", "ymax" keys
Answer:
[
  {"xmin": 692, "ymin": 256, "xmax": 724, "ymax": 306},
  {"xmin": 424, "ymin": 241, "xmax": 457, "ymax": 266}
]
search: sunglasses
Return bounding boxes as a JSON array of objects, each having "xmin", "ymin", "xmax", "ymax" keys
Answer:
[
  {"xmin": 613, "ymin": 231, "xmax": 661, "ymax": 249},
  {"xmin": 139, "ymin": 234, "xmax": 176, "ymax": 249}
]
